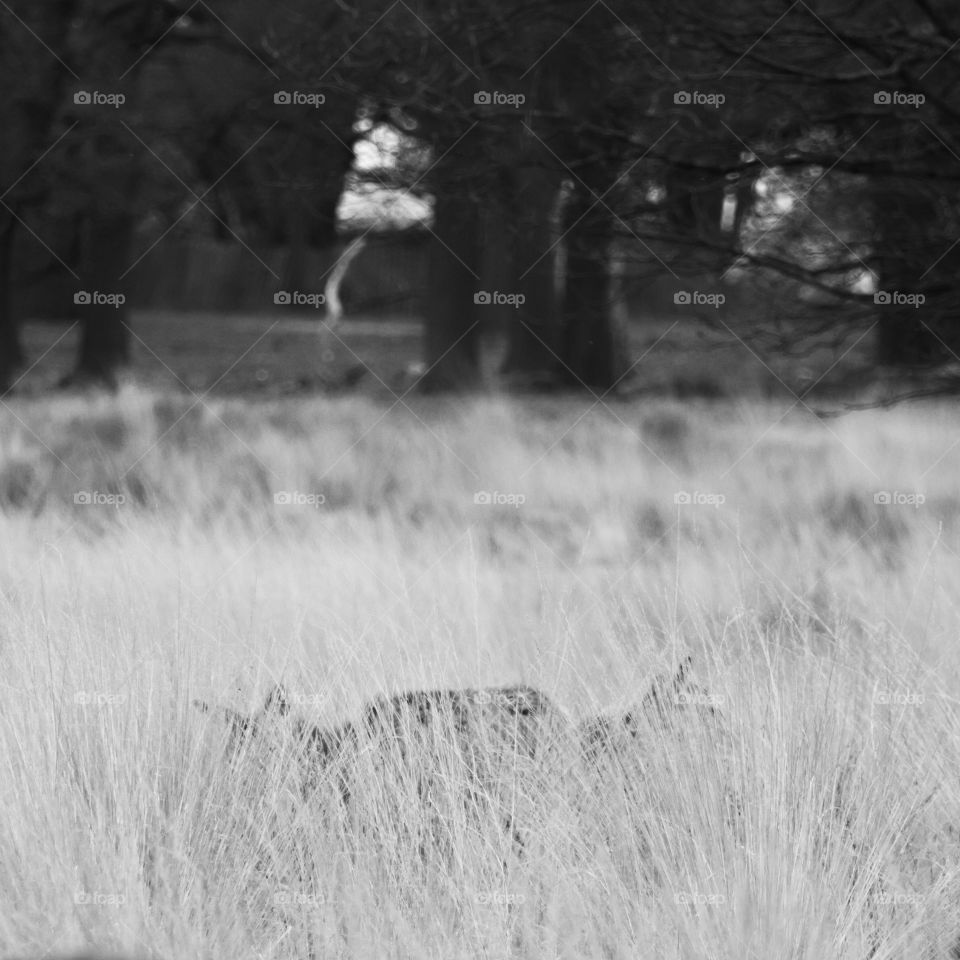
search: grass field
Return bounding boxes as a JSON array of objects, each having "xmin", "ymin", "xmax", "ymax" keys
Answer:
[
  {"xmin": 17, "ymin": 307, "xmax": 874, "ymax": 401},
  {"xmin": 1, "ymin": 314, "xmax": 959, "ymax": 958}
]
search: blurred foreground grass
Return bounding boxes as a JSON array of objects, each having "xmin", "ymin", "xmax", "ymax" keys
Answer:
[{"xmin": 0, "ymin": 386, "xmax": 958, "ymax": 958}]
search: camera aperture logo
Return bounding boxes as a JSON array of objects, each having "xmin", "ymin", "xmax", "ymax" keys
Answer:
[
  {"xmin": 74, "ymin": 291, "xmax": 125, "ymax": 309},
  {"xmin": 274, "ymin": 490, "xmax": 326, "ymax": 508},
  {"xmin": 274, "ymin": 90, "xmax": 326, "ymax": 108},
  {"xmin": 474, "ymin": 490, "xmax": 526, "ymax": 507},
  {"xmin": 274, "ymin": 290, "xmax": 326, "ymax": 309},
  {"xmin": 474, "ymin": 290, "xmax": 525, "ymax": 308}
]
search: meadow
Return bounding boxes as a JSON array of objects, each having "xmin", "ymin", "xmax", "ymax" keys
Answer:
[{"xmin": 1, "ymin": 313, "xmax": 959, "ymax": 958}]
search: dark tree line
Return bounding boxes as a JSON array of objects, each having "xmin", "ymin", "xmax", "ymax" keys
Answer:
[
  {"xmin": 1, "ymin": 0, "xmax": 958, "ymax": 396},
  {"xmin": 0, "ymin": 0, "xmax": 355, "ymax": 390}
]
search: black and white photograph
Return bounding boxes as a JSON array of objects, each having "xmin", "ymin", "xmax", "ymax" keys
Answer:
[{"xmin": 1, "ymin": 1, "xmax": 959, "ymax": 957}]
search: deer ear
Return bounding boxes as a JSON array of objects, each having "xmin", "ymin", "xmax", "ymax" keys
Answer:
[
  {"xmin": 673, "ymin": 655, "xmax": 694, "ymax": 690},
  {"xmin": 195, "ymin": 698, "xmax": 259, "ymax": 745},
  {"xmin": 262, "ymin": 684, "xmax": 291, "ymax": 715},
  {"xmin": 642, "ymin": 658, "xmax": 691, "ymax": 715},
  {"xmin": 224, "ymin": 705, "xmax": 255, "ymax": 734}
]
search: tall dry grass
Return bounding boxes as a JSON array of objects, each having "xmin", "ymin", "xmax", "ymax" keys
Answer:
[{"xmin": 0, "ymin": 384, "xmax": 958, "ymax": 958}]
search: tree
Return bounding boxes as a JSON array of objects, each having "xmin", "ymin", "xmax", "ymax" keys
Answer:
[
  {"xmin": 0, "ymin": 0, "xmax": 78, "ymax": 391},
  {"xmin": 1, "ymin": 2, "xmax": 206, "ymax": 389},
  {"xmin": 652, "ymin": 0, "xmax": 960, "ymax": 386},
  {"xmin": 2, "ymin": 0, "xmax": 359, "ymax": 390},
  {"xmin": 13, "ymin": 0, "xmax": 957, "ymax": 397},
  {"xmin": 560, "ymin": 168, "xmax": 631, "ymax": 388},
  {"xmin": 329, "ymin": 0, "xmax": 643, "ymax": 391}
]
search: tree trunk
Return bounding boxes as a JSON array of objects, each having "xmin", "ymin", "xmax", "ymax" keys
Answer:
[
  {"xmin": 0, "ymin": 1, "xmax": 78, "ymax": 391},
  {"xmin": 476, "ymin": 199, "xmax": 513, "ymax": 378},
  {"xmin": 420, "ymin": 189, "xmax": 482, "ymax": 392},
  {"xmin": 501, "ymin": 162, "xmax": 565, "ymax": 382},
  {"xmin": 284, "ymin": 163, "xmax": 352, "ymax": 304},
  {"xmin": 665, "ymin": 161, "xmax": 727, "ymax": 239},
  {"xmin": 0, "ymin": 218, "xmax": 24, "ymax": 392},
  {"xmin": 664, "ymin": 144, "xmax": 733, "ymax": 274},
  {"xmin": 873, "ymin": 182, "xmax": 952, "ymax": 367},
  {"xmin": 68, "ymin": 210, "xmax": 132, "ymax": 389},
  {"xmin": 65, "ymin": 1, "xmax": 170, "ymax": 388},
  {"xmin": 560, "ymin": 186, "xmax": 630, "ymax": 389},
  {"xmin": 874, "ymin": 316, "xmax": 934, "ymax": 367},
  {"xmin": 281, "ymin": 197, "xmax": 309, "ymax": 302}
]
